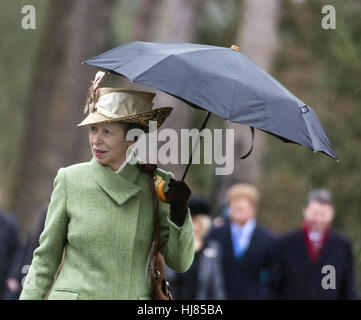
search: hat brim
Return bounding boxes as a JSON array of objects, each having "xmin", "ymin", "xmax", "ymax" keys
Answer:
[{"xmin": 77, "ymin": 107, "xmax": 173, "ymax": 130}]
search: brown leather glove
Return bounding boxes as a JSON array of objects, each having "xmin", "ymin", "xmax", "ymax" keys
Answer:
[{"xmin": 164, "ymin": 178, "xmax": 191, "ymax": 227}]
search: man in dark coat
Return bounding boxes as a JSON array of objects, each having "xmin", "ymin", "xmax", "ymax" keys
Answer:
[
  {"xmin": 270, "ymin": 189, "xmax": 357, "ymax": 300},
  {"xmin": 208, "ymin": 184, "xmax": 276, "ymax": 299},
  {"xmin": 0, "ymin": 209, "xmax": 22, "ymax": 299}
]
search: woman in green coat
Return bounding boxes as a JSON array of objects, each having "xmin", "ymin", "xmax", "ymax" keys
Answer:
[{"xmin": 19, "ymin": 74, "xmax": 194, "ymax": 300}]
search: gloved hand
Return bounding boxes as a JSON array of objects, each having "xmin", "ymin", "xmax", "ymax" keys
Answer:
[{"xmin": 164, "ymin": 178, "xmax": 191, "ymax": 227}]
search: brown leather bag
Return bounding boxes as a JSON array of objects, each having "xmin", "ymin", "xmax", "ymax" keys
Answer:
[{"xmin": 147, "ymin": 171, "xmax": 173, "ymax": 300}]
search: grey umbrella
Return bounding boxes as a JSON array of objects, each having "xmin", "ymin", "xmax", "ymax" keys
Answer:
[{"xmin": 83, "ymin": 41, "xmax": 337, "ymax": 178}]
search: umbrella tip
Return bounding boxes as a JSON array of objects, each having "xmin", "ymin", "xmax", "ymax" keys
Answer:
[{"xmin": 231, "ymin": 45, "xmax": 239, "ymax": 51}]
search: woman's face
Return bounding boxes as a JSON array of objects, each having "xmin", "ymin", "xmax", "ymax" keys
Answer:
[{"xmin": 88, "ymin": 122, "xmax": 132, "ymax": 171}]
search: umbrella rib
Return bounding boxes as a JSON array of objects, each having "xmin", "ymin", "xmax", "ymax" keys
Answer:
[
  {"xmin": 181, "ymin": 111, "xmax": 212, "ymax": 181},
  {"xmin": 120, "ymin": 54, "xmax": 173, "ymax": 81},
  {"xmin": 129, "ymin": 46, "xmax": 218, "ymax": 81}
]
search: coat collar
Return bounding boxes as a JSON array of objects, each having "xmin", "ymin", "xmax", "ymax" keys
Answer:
[{"xmin": 89, "ymin": 155, "xmax": 141, "ymax": 206}]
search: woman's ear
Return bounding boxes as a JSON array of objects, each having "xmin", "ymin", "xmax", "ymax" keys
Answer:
[{"xmin": 126, "ymin": 139, "xmax": 136, "ymax": 148}]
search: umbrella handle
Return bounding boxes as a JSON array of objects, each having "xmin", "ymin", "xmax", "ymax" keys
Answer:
[{"xmin": 155, "ymin": 175, "xmax": 169, "ymax": 203}]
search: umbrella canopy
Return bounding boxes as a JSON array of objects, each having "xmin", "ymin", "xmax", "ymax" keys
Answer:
[{"xmin": 83, "ymin": 41, "xmax": 337, "ymax": 160}]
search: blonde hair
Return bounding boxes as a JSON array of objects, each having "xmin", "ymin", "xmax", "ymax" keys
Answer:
[
  {"xmin": 227, "ymin": 183, "xmax": 259, "ymax": 207},
  {"xmin": 192, "ymin": 214, "xmax": 212, "ymax": 238}
]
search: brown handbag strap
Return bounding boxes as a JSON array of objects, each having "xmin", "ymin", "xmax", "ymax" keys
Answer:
[
  {"xmin": 148, "ymin": 172, "xmax": 161, "ymax": 262},
  {"xmin": 147, "ymin": 169, "xmax": 173, "ymax": 300}
]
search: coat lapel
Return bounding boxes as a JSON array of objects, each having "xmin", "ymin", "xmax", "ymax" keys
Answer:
[{"xmin": 90, "ymin": 156, "xmax": 141, "ymax": 206}]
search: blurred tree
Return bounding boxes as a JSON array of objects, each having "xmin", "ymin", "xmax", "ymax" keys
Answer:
[
  {"xmin": 0, "ymin": 0, "xmax": 48, "ymax": 214},
  {"xmin": 211, "ymin": 0, "xmax": 281, "ymax": 209},
  {"xmin": 147, "ymin": 0, "xmax": 206, "ymax": 180},
  {"xmin": 133, "ymin": 0, "xmax": 163, "ymax": 41},
  {"xmin": 259, "ymin": 0, "xmax": 361, "ymax": 293},
  {"xmin": 186, "ymin": 0, "xmax": 240, "ymax": 196},
  {"xmin": 10, "ymin": 0, "xmax": 116, "ymax": 233}
]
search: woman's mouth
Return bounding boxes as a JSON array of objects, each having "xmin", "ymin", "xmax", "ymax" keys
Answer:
[{"xmin": 94, "ymin": 149, "xmax": 106, "ymax": 157}]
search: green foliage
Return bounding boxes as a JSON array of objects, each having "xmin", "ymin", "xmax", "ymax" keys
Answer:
[
  {"xmin": 196, "ymin": 0, "xmax": 241, "ymax": 46},
  {"xmin": 0, "ymin": 0, "xmax": 48, "ymax": 204},
  {"xmin": 260, "ymin": 0, "xmax": 361, "ymax": 292}
]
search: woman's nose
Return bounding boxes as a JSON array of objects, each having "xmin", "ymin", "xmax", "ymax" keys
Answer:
[{"xmin": 91, "ymin": 131, "xmax": 103, "ymax": 145}]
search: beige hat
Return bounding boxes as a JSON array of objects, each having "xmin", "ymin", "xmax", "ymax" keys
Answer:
[{"xmin": 77, "ymin": 73, "xmax": 172, "ymax": 130}]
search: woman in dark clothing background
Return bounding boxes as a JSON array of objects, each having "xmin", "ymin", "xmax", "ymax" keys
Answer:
[
  {"xmin": 0, "ymin": 208, "xmax": 22, "ymax": 300},
  {"xmin": 2, "ymin": 204, "xmax": 48, "ymax": 300},
  {"xmin": 166, "ymin": 196, "xmax": 226, "ymax": 300}
]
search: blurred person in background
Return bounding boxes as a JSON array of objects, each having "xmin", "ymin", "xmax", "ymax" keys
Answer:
[
  {"xmin": 166, "ymin": 196, "xmax": 225, "ymax": 300},
  {"xmin": 212, "ymin": 204, "xmax": 229, "ymax": 228},
  {"xmin": 0, "ymin": 187, "xmax": 23, "ymax": 299},
  {"xmin": 14, "ymin": 204, "xmax": 48, "ymax": 295},
  {"xmin": 208, "ymin": 184, "xmax": 276, "ymax": 299},
  {"xmin": 270, "ymin": 189, "xmax": 357, "ymax": 299}
]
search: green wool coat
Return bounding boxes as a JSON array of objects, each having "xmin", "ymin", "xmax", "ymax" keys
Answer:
[{"xmin": 19, "ymin": 156, "xmax": 194, "ymax": 300}]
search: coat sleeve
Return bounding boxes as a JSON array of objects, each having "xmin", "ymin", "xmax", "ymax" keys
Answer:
[
  {"xmin": 19, "ymin": 168, "xmax": 69, "ymax": 300},
  {"xmin": 156, "ymin": 170, "xmax": 194, "ymax": 273}
]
